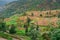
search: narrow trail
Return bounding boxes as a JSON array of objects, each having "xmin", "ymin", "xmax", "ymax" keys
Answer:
[
  {"xmin": 4, "ymin": 32, "xmax": 22, "ymax": 40},
  {"xmin": 0, "ymin": 37, "xmax": 6, "ymax": 40},
  {"xmin": 0, "ymin": 32, "xmax": 25, "ymax": 40}
]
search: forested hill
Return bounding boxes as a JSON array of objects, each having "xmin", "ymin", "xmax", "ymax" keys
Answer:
[{"xmin": 0, "ymin": 0, "xmax": 60, "ymax": 18}]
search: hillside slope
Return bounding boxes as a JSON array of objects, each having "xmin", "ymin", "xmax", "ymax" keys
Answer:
[
  {"xmin": 5, "ymin": 10, "xmax": 60, "ymax": 27},
  {"xmin": 1, "ymin": 0, "xmax": 60, "ymax": 18}
]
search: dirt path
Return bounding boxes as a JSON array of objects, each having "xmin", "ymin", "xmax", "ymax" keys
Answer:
[
  {"xmin": 0, "ymin": 37, "xmax": 18, "ymax": 40},
  {"xmin": 0, "ymin": 32, "xmax": 24, "ymax": 40},
  {"xmin": 0, "ymin": 38, "xmax": 6, "ymax": 40},
  {"xmin": 0, "ymin": 37, "xmax": 20, "ymax": 40}
]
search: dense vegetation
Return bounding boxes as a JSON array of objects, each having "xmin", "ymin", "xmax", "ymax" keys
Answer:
[
  {"xmin": 0, "ymin": 16, "xmax": 60, "ymax": 40},
  {"xmin": 0, "ymin": 0, "xmax": 60, "ymax": 40},
  {"xmin": 0, "ymin": 0, "xmax": 60, "ymax": 18}
]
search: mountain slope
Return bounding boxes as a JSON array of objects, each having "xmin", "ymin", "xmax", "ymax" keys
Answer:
[
  {"xmin": 1, "ymin": 0, "xmax": 60, "ymax": 18},
  {"xmin": 5, "ymin": 10, "xmax": 59, "ymax": 26}
]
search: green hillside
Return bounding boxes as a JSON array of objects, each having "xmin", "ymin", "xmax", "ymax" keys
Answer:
[{"xmin": 0, "ymin": 0, "xmax": 60, "ymax": 18}]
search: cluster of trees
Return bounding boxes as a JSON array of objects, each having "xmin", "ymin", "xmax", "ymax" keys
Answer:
[
  {"xmin": 28, "ymin": 24, "xmax": 40, "ymax": 40},
  {"xmin": 0, "ymin": 16, "xmax": 60, "ymax": 40},
  {"xmin": 24, "ymin": 16, "xmax": 60, "ymax": 40},
  {"xmin": 0, "ymin": 17, "xmax": 41, "ymax": 40},
  {"xmin": 23, "ymin": 16, "xmax": 41, "ymax": 40},
  {"xmin": 0, "ymin": 18, "xmax": 16, "ymax": 34}
]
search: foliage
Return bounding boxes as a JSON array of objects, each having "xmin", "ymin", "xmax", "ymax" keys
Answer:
[
  {"xmin": 30, "ymin": 30, "xmax": 40, "ymax": 40},
  {"xmin": 16, "ymin": 30, "xmax": 25, "ymax": 36},
  {"xmin": 57, "ymin": 20, "xmax": 60, "ymax": 27},
  {"xmin": 7, "ymin": 37, "xmax": 13, "ymax": 40},
  {"xmin": 58, "ymin": 12, "xmax": 60, "ymax": 18},
  {"xmin": 22, "ymin": 12, "xmax": 27, "ymax": 16},
  {"xmin": 42, "ymin": 32, "xmax": 51, "ymax": 40},
  {"xmin": 9, "ymin": 24, "xmax": 16, "ymax": 34},
  {"xmin": 31, "ymin": 13, "xmax": 34, "ymax": 16},
  {"xmin": 1, "ymin": 0, "xmax": 60, "ymax": 18},
  {"xmin": 0, "ymin": 18, "xmax": 6, "ymax": 32},
  {"xmin": 28, "ymin": 24, "xmax": 41, "ymax": 40},
  {"xmin": 24, "ymin": 24, "xmax": 28, "ymax": 35},
  {"xmin": 36, "ymin": 24, "xmax": 39, "ymax": 30},
  {"xmin": 51, "ymin": 29, "xmax": 60, "ymax": 40},
  {"xmin": 24, "ymin": 17, "xmax": 31, "ymax": 35},
  {"xmin": 27, "ymin": 17, "xmax": 31, "ymax": 26},
  {"xmin": 0, "ymin": 32, "xmax": 11, "ymax": 39},
  {"xmin": 40, "ymin": 14, "xmax": 42, "ymax": 17},
  {"xmin": 6, "ymin": 15, "xmax": 19, "ymax": 26}
]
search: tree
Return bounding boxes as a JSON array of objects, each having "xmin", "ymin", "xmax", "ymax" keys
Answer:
[
  {"xmin": 24, "ymin": 17, "xmax": 31, "ymax": 35},
  {"xmin": 22, "ymin": 12, "xmax": 27, "ymax": 16},
  {"xmin": 9, "ymin": 24, "xmax": 16, "ymax": 34},
  {"xmin": 29, "ymin": 23, "xmax": 35, "ymax": 32},
  {"xmin": 0, "ymin": 18, "xmax": 6, "ymax": 32},
  {"xmin": 31, "ymin": 13, "xmax": 34, "ymax": 16},
  {"xmin": 27, "ymin": 16, "xmax": 31, "ymax": 26},
  {"xmin": 29, "ymin": 28, "xmax": 40, "ymax": 40},
  {"xmin": 57, "ymin": 20, "xmax": 60, "ymax": 28},
  {"xmin": 28, "ymin": 24, "xmax": 40, "ymax": 40},
  {"xmin": 58, "ymin": 13, "xmax": 60, "ymax": 18},
  {"xmin": 30, "ymin": 30, "xmax": 40, "ymax": 40},
  {"xmin": 46, "ymin": 12, "xmax": 49, "ymax": 15},
  {"xmin": 1, "ymin": 22, "xmax": 6, "ymax": 32},
  {"xmin": 51, "ymin": 29, "xmax": 60, "ymax": 40},
  {"xmin": 24, "ymin": 24, "xmax": 28, "ymax": 35},
  {"xmin": 40, "ymin": 14, "xmax": 42, "ymax": 17},
  {"xmin": 36, "ymin": 24, "xmax": 39, "ymax": 30},
  {"xmin": 42, "ymin": 32, "xmax": 51, "ymax": 40}
]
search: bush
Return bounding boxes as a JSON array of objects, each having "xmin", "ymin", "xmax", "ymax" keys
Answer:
[
  {"xmin": 0, "ymin": 32, "xmax": 11, "ymax": 39},
  {"xmin": 9, "ymin": 24, "xmax": 16, "ymax": 34},
  {"xmin": 28, "ymin": 24, "xmax": 41, "ymax": 40},
  {"xmin": 7, "ymin": 37, "xmax": 13, "ymax": 40},
  {"xmin": 0, "ymin": 22, "xmax": 6, "ymax": 32},
  {"xmin": 51, "ymin": 29, "xmax": 60, "ymax": 40},
  {"xmin": 16, "ymin": 29, "xmax": 25, "ymax": 36}
]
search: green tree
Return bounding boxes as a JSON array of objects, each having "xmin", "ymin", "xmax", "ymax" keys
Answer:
[
  {"xmin": 27, "ymin": 16, "xmax": 31, "ymax": 26},
  {"xmin": 28, "ymin": 24, "xmax": 40, "ymax": 40},
  {"xmin": 36, "ymin": 24, "xmax": 39, "ymax": 30},
  {"xmin": 42, "ymin": 32, "xmax": 51, "ymax": 40},
  {"xmin": 24, "ymin": 17, "xmax": 31, "ymax": 35},
  {"xmin": 29, "ymin": 29, "xmax": 40, "ymax": 40},
  {"xmin": 9, "ymin": 24, "xmax": 16, "ymax": 34},
  {"xmin": 1, "ymin": 22, "xmax": 6, "ymax": 32},
  {"xmin": 22, "ymin": 12, "xmax": 27, "ymax": 16},
  {"xmin": 29, "ymin": 23, "xmax": 35, "ymax": 32},
  {"xmin": 31, "ymin": 13, "xmax": 34, "ymax": 16},
  {"xmin": 0, "ymin": 18, "xmax": 6, "ymax": 32},
  {"xmin": 51, "ymin": 29, "xmax": 60, "ymax": 40},
  {"xmin": 58, "ymin": 13, "xmax": 60, "ymax": 18},
  {"xmin": 24, "ymin": 24, "xmax": 28, "ymax": 35},
  {"xmin": 57, "ymin": 20, "xmax": 60, "ymax": 28},
  {"xmin": 40, "ymin": 14, "xmax": 42, "ymax": 17}
]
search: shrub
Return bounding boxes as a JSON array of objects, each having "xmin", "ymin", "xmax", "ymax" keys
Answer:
[
  {"xmin": 0, "ymin": 21, "xmax": 6, "ymax": 32},
  {"xmin": 9, "ymin": 24, "xmax": 16, "ymax": 34},
  {"xmin": 28, "ymin": 24, "xmax": 41, "ymax": 40},
  {"xmin": 51, "ymin": 29, "xmax": 60, "ymax": 40}
]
